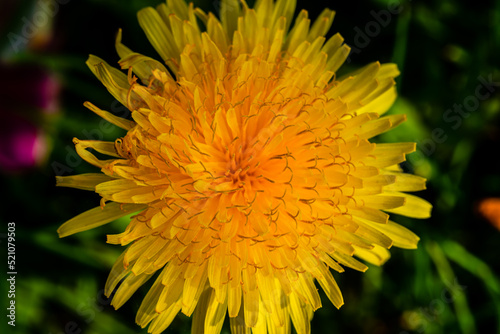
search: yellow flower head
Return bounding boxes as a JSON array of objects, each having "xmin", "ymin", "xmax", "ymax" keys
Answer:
[{"xmin": 57, "ymin": 0, "xmax": 432, "ymax": 333}]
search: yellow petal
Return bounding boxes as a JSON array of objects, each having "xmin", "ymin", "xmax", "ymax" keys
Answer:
[
  {"xmin": 356, "ymin": 86, "xmax": 397, "ymax": 116},
  {"xmin": 330, "ymin": 251, "xmax": 368, "ymax": 272},
  {"xmin": 307, "ymin": 8, "xmax": 335, "ymax": 41},
  {"xmin": 86, "ymin": 55, "xmax": 131, "ymax": 108},
  {"xmin": 56, "ymin": 173, "xmax": 113, "ymax": 191},
  {"xmin": 243, "ymin": 286, "xmax": 259, "ymax": 327},
  {"xmin": 357, "ymin": 194, "xmax": 406, "ymax": 210},
  {"xmin": 383, "ymin": 172, "xmax": 427, "ymax": 192},
  {"xmin": 149, "ymin": 301, "xmax": 182, "ymax": 334},
  {"xmin": 105, "ymin": 251, "xmax": 127, "ymax": 296},
  {"xmin": 192, "ymin": 288, "xmax": 211, "ymax": 334},
  {"xmin": 84, "ymin": 101, "xmax": 135, "ymax": 130},
  {"xmin": 285, "ymin": 10, "xmax": 310, "ymax": 54},
  {"xmin": 137, "ymin": 7, "xmax": 179, "ymax": 69},
  {"xmin": 74, "ymin": 139, "xmax": 120, "ymax": 157},
  {"xmin": 183, "ymin": 267, "xmax": 205, "ymax": 300},
  {"xmin": 136, "ymin": 269, "xmax": 168, "ymax": 327},
  {"xmin": 354, "ymin": 244, "xmax": 391, "ymax": 266},
  {"xmin": 288, "ymin": 291, "xmax": 312, "ymax": 334},
  {"xmin": 116, "ymin": 31, "xmax": 170, "ymax": 84},
  {"xmin": 228, "ymin": 284, "xmax": 243, "ymax": 318},
  {"xmin": 366, "ymin": 220, "xmax": 420, "ymax": 249},
  {"xmin": 385, "ymin": 192, "xmax": 433, "ymax": 218},
  {"xmin": 230, "ymin": 310, "xmax": 251, "ymax": 334},
  {"xmin": 111, "ymin": 272, "xmax": 152, "ymax": 309},
  {"xmin": 221, "ymin": 0, "xmax": 241, "ymax": 38},
  {"xmin": 272, "ymin": 0, "xmax": 296, "ymax": 32},
  {"xmin": 166, "ymin": 0, "xmax": 189, "ymax": 20},
  {"xmin": 354, "ymin": 220, "xmax": 393, "ymax": 248},
  {"xmin": 57, "ymin": 202, "xmax": 146, "ymax": 237},
  {"xmin": 316, "ymin": 264, "xmax": 343, "ymax": 309},
  {"xmin": 204, "ymin": 287, "xmax": 228, "ymax": 334}
]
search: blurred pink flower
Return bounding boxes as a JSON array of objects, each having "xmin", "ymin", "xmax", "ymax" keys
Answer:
[
  {"xmin": 0, "ymin": 112, "xmax": 47, "ymax": 172},
  {"xmin": 0, "ymin": 64, "xmax": 59, "ymax": 172}
]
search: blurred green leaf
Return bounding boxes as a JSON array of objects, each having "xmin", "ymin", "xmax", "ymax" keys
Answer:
[{"xmin": 426, "ymin": 241, "xmax": 477, "ymax": 334}]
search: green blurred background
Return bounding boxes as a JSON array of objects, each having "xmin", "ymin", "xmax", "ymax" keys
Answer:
[{"xmin": 1, "ymin": 0, "xmax": 499, "ymax": 333}]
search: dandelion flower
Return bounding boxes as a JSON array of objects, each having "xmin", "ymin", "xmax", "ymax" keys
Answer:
[{"xmin": 57, "ymin": 0, "xmax": 432, "ymax": 333}]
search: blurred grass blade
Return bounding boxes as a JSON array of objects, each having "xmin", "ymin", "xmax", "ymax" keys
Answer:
[
  {"xmin": 426, "ymin": 241, "xmax": 477, "ymax": 334},
  {"xmin": 442, "ymin": 240, "xmax": 500, "ymax": 334},
  {"xmin": 392, "ymin": 5, "xmax": 411, "ymax": 89}
]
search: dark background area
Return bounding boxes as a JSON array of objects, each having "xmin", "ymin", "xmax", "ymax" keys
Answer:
[{"xmin": 1, "ymin": 0, "xmax": 500, "ymax": 333}]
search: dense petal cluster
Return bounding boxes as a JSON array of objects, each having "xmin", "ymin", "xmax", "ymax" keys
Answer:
[{"xmin": 57, "ymin": 0, "xmax": 431, "ymax": 333}]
